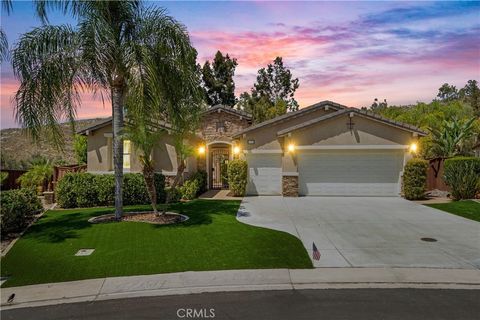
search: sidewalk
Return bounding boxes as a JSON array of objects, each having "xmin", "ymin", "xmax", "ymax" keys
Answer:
[{"xmin": 2, "ymin": 268, "xmax": 480, "ymax": 310}]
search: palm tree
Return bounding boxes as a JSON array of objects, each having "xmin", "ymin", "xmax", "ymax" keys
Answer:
[
  {"xmin": 124, "ymin": 116, "xmax": 164, "ymax": 215},
  {"xmin": 0, "ymin": 0, "xmax": 12, "ymax": 63},
  {"xmin": 12, "ymin": 1, "xmax": 199, "ymax": 219}
]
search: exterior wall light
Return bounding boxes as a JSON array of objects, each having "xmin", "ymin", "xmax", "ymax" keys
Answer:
[
  {"xmin": 288, "ymin": 144, "xmax": 295, "ymax": 152},
  {"xmin": 233, "ymin": 146, "xmax": 240, "ymax": 155},
  {"xmin": 409, "ymin": 143, "xmax": 418, "ymax": 153},
  {"xmin": 198, "ymin": 146, "xmax": 205, "ymax": 155}
]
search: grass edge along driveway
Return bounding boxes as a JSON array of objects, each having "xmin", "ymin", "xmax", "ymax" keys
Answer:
[
  {"xmin": 426, "ymin": 200, "xmax": 480, "ymax": 222},
  {"xmin": 1, "ymin": 200, "xmax": 312, "ymax": 287}
]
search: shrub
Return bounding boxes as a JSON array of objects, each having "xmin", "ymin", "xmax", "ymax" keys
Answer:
[
  {"xmin": 95, "ymin": 174, "xmax": 115, "ymax": 206},
  {"xmin": 56, "ymin": 173, "xmax": 79, "ymax": 208},
  {"xmin": 1, "ymin": 188, "xmax": 42, "ymax": 236},
  {"xmin": 17, "ymin": 161, "xmax": 53, "ymax": 190},
  {"xmin": 166, "ymin": 187, "xmax": 181, "ymax": 203},
  {"xmin": 444, "ymin": 157, "xmax": 480, "ymax": 200},
  {"xmin": 227, "ymin": 159, "xmax": 248, "ymax": 196},
  {"xmin": 180, "ymin": 179, "xmax": 200, "ymax": 200},
  {"xmin": 403, "ymin": 158, "xmax": 428, "ymax": 200},
  {"xmin": 73, "ymin": 134, "xmax": 87, "ymax": 164},
  {"xmin": 75, "ymin": 173, "xmax": 99, "ymax": 207},
  {"xmin": 1, "ymin": 172, "xmax": 8, "ymax": 184},
  {"xmin": 190, "ymin": 170, "xmax": 207, "ymax": 195},
  {"xmin": 56, "ymin": 172, "xmax": 166, "ymax": 208}
]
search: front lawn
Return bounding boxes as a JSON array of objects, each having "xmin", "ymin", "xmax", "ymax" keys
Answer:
[
  {"xmin": 1, "ymin": 200, "xmax": 312, "ymax": 287},
  {"xmin": 426, "ymin": 200, "xmax": 480, "ymax": 222}
]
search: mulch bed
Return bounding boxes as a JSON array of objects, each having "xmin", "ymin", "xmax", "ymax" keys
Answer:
[{"xmin": 89, "ymin": 212, "xmax": 188, "ymax": 225}]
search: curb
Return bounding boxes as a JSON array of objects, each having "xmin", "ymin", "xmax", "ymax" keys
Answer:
[{"xmin": 2, "ymin": 267, "xmax": 480, "ymax": 310}]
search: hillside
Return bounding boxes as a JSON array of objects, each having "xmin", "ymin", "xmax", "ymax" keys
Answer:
[{"xmin": 0, "ymin": 118, "xmax": 107, "ymax": 169}]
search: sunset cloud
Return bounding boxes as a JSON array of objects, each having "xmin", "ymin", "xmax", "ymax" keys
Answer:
[{"xmin": 1, "ymin": 1, "xmax": 478, "ymax": 128}]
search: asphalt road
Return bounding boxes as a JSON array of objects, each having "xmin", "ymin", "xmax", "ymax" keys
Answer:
[{"xmin": 2, "ymin": 289, "xmax": 480, "ymax": 320}]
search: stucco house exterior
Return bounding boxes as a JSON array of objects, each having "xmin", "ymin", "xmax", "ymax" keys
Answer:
[{"xmin": 79, "ymin": 100, "xmax": 426, "ymax": 197}]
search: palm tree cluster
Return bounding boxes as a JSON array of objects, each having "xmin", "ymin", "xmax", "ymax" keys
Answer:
[{"xmin": 11, "ymin": 1, "xmax": 204, "ymax": 218}]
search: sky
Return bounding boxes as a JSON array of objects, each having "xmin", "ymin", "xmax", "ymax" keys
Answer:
[{"xmin": 1, "ymin": 1, "xmax": 479, "ymax": 129}]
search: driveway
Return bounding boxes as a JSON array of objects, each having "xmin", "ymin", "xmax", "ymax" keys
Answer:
[{"xmin": 237, "ymin": 197, "xmax": 480, "ymax": 269}]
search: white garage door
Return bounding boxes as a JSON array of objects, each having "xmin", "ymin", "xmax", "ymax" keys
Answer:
[
  {"xmin": 246, "ymin": 153, "xmax": 282, "ymax": 195},
  {"xmin": 298, "ymin": 150, "xmax": 405, "ymax": 196}
]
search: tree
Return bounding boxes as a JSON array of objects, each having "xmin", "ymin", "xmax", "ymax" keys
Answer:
[
  {"xmin": 428, "ymin": 117, "xmax": 477, "ymax": 158},
  {"xmin": 124, "ymin": 118, "xmax": 164, "ymax": 215},
  {"xmin": 73, "ymin": 134, "xmax": 87, "ymax": 164},
  {"xmin": 238, "ymin": 57, "xmax": 299, "ymax": 123},
  {"xmin": 12, "ymin": 1, "xmax": 198, "ymax": 219},
  {"xmin": 459, "ymin": 80, "xmax": 480, "ymax": 117},
  {"xmin": 252, "ymin": 57, "xmax": 299, "ymax": 111},
  {"xmin": 370, "ymin": 98, "xmax": 388, "ymax": 111},
  {"xmin": 0, "ymin": 0, "xmax": 12, "ymax": 63},
  {"xmin": 201, "ymin": 50, "xmax": 237, "ymax": 106},
  {"xmin": 437, "ymin": 83, "xmax": 459, "ymax": 102}
]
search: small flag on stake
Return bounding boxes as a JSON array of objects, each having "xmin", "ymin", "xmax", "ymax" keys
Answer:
[{"xmin": 312, "ymin": 242, "xmax": 321, "ymax": 261}]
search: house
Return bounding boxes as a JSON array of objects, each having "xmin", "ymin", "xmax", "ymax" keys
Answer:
[{"xmin": 79, "ymin": 100, "xmax": 426, "ymax": 196}]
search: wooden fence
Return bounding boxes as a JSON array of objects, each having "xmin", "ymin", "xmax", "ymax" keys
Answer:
[
  {"xmin": 0, "ymin": 169, "xmax": 27, "ymax": 190},
  {"xmin": 426, "ymin": 158, "xmax": 450, "ymax": 191},
  {"xmin": 1, "ymin": 164, "xmax": 87, "ymax": 191}
]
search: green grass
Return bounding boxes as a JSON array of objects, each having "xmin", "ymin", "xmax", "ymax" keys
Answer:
[
  {"xmin": 426, "ymin": 200, "xmax": 480, "ymax": 222},
  {"xmin": 1, "ymin": 200, "xmax": 312, "ymax": 287}
]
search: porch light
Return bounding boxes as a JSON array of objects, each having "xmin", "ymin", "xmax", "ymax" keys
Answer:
[
  {"xmin": 288, "ymin": 143, "xmax": 295, "ymax": 152},
  {"xmin": 410, "ymin": 143, "xmax": 418, "ymax": 153},
  {"xmin": 233, "ymin": 146, "xmax": 240, "ymax": 155},
  {"xmin": 198, "ymin": 146, "xmax": 205, "ymax": 155}
]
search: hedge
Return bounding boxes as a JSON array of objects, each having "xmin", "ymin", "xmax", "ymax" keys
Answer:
[
  {"xmin": 189, "ymin": 170, "xmax": 207, "ymax": 195},
  {"xmin": 444, "ymin": 157, "xmax": 480, "ymax": 200},
  {"xmin": 56, "ymin": 172, "xmax": 166, "ymax": 208},
  {"xmin": 403, "ymin": 158, "xmax": 428, "ymax": 200},
  {"xmin": 227, "ymin": 159, "xmax": 248, "ymax": 197},
  {"xmin": 1, "ymin": 188, "xmax": 42, "ymax": 236}
]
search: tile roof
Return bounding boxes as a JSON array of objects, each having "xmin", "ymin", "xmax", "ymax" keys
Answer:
[
  {"xmin": 277, "ymin": 107, "xmax": 427, "ymax": 136},
  {"xmin": 232, "ymin": 100, "xmax": 347, "ymax": 138}
]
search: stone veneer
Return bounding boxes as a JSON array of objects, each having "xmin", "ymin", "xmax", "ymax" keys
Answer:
[
  {"xmin": 282, "ymin": 175, "xmax": 299, "ymax": 197},
  {"xmin": 200, "ymin": 110, "xmax": 250, "ymax": 143}
]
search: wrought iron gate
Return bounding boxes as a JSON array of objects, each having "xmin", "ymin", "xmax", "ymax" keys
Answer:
[{"xmin": 210, "ymin": 148, "xmax": 230, "ymax": 189}]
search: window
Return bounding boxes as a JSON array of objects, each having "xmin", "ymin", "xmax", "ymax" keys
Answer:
[{"xmin": 123, "ymin": 140, "xmax": 131, "ymax": 169}]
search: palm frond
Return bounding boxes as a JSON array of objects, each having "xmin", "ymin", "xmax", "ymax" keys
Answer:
[{"xmin": 12, "ymin": 25, "xmax": 83, "ymax": 147}]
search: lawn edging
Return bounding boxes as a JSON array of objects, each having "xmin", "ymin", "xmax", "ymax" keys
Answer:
[{"xmin": 2, "ymin": 267, "xmax": 480, "ymax": 310}]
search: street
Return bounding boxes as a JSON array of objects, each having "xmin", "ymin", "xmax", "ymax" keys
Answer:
[{"xmin": 2, "ymin": 289, "xmax": 479, "ymax": 320}]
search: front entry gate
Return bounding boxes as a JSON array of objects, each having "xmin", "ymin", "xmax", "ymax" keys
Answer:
[{"xmin": 210, "ymin": 147, "xmax": 230, "ymax": 189}]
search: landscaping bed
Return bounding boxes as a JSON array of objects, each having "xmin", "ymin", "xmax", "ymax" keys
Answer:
[
  {"xmin": 0, "ymin": 200, "xmax": 312, "ymax": 287},
  {"xmin": 89, "ymin": 212, "xmax": 188, "ymax": 225}
]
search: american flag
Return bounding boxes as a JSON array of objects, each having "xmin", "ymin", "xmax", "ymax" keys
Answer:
[{"xmin": 312, "ymin": 242, "xmax": 321, "ymax": 261}]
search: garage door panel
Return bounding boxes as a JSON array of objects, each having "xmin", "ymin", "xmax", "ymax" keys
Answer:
[
  {"xmin": 246, "ymin": 154, "xmax": 282, "ymax": 195},
  {"xmin": 299, "ymin": 150, "xmax": 404, "ymax": 196}
]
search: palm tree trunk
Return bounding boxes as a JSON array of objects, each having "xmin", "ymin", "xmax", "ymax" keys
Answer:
[
  {"xmin": 166, "ymin": 159, "xmax": 186, "ymax": 204},
  {"xmin": 142, "ymin": 163, "xmax": 158, "ymax": 215},
  {"xmin": 112, "ymin": 84, "xmax": 125, "ymax": 220}
]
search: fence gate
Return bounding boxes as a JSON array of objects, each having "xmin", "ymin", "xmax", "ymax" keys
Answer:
[{"xmin": 210, "ymin": 148, "xmax": 230, "ymax": 189}]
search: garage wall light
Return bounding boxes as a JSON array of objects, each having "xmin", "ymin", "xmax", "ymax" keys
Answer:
[
  {"xmin": 409, "ymin": 143, "xmax": 418, "ymax": 153},
  {"xmin": 288, "ymin": 144, "xmax": 295, "ymax": 152}
]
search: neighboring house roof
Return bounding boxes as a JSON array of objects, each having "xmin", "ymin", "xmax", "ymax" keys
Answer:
[
  {"xmin": 232, "ymin": 100, "xmax": 348, "ymax": 138},
  {"xmin": 203, "ymin": 104, "xmax": 252, "ymax": 120},
  {"xmin": 77, "ymin": 117, "xmax": 113, "ymax": 135},
  {"xmin": 277, "ymin": 107, "xmax": 427, "ymax": 137}
]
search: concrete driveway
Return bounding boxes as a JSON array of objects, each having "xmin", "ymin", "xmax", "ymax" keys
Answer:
[{"xmin": 237, "ymin": 197, "xmax": 480, "ymax": 269}]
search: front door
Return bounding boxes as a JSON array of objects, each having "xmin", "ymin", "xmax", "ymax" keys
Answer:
[{"xmin": 210, "ymin": 147, "xmax": 230, "ymax": 189}]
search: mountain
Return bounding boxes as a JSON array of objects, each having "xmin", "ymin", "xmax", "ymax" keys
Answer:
[{"xmin": 0, "ymin": 118, "xmax": 106, "ymax": 169}]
